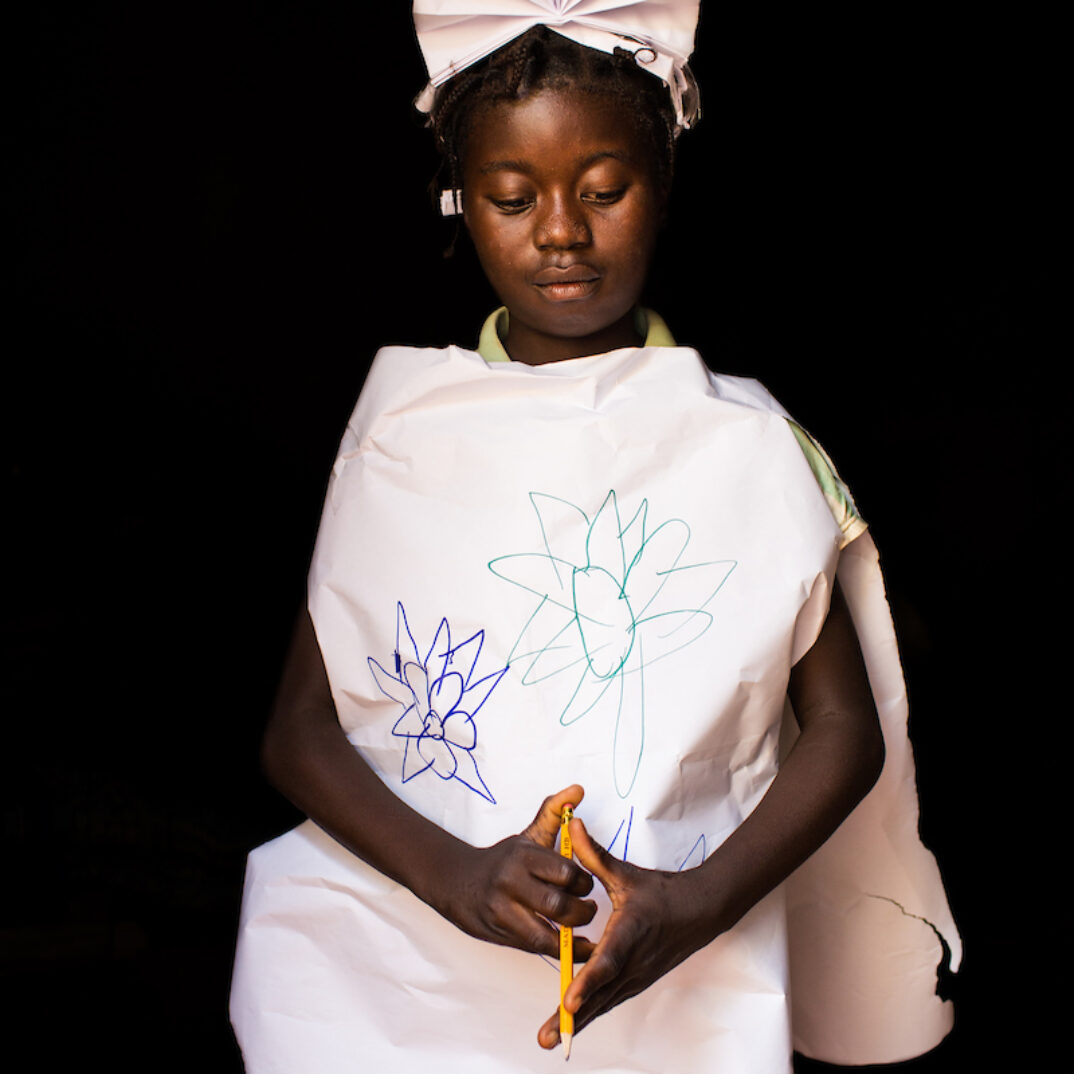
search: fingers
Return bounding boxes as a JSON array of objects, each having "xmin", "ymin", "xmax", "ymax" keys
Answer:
[
  {"xmin": 512, "ymin": 858, "xmax": 596, "ymax": 927},
  {"xmin": 481, "ymin": 832, "xmax": 595, "ymax": 951},
  {"xmin": 527, "ymin": 846, "xmax": 595, "ymax": 900},
  {"xmin": 493, "ymin": 900, "xmax": 595, "ymax": 959},
  {"xmin": 503, "ymin": 903, "xmax": 566, "ymax": 959},
  {"xmin": 520, "ymin": 785, "xmax": 585, "ymax": 848},
  {"xmin": 563, "ymin": 931, "xmax": 628, "ymax": 1013},
  {"xmin": 559, "ymin": 845, "xmax": 646, "ymax": 1013},
  {"xmin": 487, "ymin": 788, "xmax": 606, "ymax": 959},
  {"xmin": 533, "ymin": 817, "xmax": 646, "ymax": 1053},
  {"xmin": 537, "ymin": 970, "xmax": 636, "ymax": 1051},
  {"xmin": 572, "ymin": 933, "xmax": 597, "ymax": 962},
  {"xmin": 537, "ymin": 1009, "xmax": 561, "ymax": 1050},
  {"xmin": 566, "ymin": 816, "xmax": 628, "ymax": 898}
]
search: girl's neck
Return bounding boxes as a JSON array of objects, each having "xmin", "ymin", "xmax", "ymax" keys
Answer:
[{"xmin": 505, "ymin": 307, "xmax": 644, "ymax": 366}]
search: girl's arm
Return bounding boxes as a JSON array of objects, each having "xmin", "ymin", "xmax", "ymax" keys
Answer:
[
  {"xmin": 538, "ymin": 573, "xmax": 886, "ymax": 1049},
  {"xmin": 261, "ymin": 607, "xmax": 597, "ymax": 957}
]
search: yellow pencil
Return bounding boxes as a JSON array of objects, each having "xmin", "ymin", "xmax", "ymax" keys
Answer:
[{"xmin": 559, "ymin": 805, "xmax": 574, "ymax": 1060}]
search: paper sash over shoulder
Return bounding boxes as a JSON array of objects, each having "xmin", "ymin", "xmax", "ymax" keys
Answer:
[
  {"xmin": 230, "ymin": 343, "xmax": 960, "ymax": 1074},
  {"xmin": 412, "ymin": 0, "xmax": 702, "ymax": 129}
]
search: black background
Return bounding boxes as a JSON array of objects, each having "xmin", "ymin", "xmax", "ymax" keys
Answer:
[{"xmin": 5, "ymin": 4, "xmax": 1064, "ymax": 1071}]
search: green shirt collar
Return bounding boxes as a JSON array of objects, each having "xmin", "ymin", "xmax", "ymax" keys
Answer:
[{"xmin": 477, "ymin": 307, "xmax": 676, "ymax": 363}]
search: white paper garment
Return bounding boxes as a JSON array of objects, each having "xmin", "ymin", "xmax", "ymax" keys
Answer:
[
  {"xmin": 412, "ymin": 0, "xmax": 702, "ymax": 128},
  {"xmin": 231, "ymin": 343, "xmax": 960, "ymax": 1073}
]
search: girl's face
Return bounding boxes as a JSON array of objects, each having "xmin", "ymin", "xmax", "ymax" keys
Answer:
[{"xmin": 462, "ymin": 88, "xmax": 665, "ymax": 366}]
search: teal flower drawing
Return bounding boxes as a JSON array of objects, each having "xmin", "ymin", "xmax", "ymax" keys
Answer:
[
  {"xmin": 368, "ymin": 603, "xmax": 507, "ymax": 803},
  {"xmin": 490, "ymin": 490, "xmax": 735, "ymax": 797}
]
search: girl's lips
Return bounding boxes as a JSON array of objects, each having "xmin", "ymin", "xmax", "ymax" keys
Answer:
[
  {"xmin": 535, "ymin": 279, "xmax": 600, "ymax": 301},
  {"xmin": 533, "ymin": 265, "xmax": 601, "ymax": 301}
]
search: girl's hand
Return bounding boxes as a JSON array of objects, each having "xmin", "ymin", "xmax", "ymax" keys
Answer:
[
  {"xmin": 430, "ymin": 785, "xmax": 598, "ymax": 959},
  {"xmin": 536, "ymin": 815, "xmax": 725, "ymax": 1050},
  {"xmin": 530, "ymin": 578, "xmax": 887, "ymax": 1050}
]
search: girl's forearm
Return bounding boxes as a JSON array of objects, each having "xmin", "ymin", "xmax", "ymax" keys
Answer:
[
  {"xmin": 260, "ymin": 609, "xmax": 473, "ymax": 910},
  {"xmin": 686, "ymin": 706, "xmax": 885, "ymax": 934},
  {"xmin": 261, "ymin": 609, "xmax": 596, "ymax": 954},
  {"xmin": 687, "ymin": 579, "xmax": 885, "ymax": 932}
]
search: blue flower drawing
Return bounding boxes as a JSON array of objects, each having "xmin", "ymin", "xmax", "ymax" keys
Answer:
[
  {"xmin": 490, "ymin": 490, "xmax": 735, "ymax": 797},
  {"xmin": 368, "ymin": 602, "xmax": 507, "ymax": 803}
]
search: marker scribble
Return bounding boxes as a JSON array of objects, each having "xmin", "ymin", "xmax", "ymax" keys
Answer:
[
  {"xmin": 490, "ymin": 490, "xmax": 735, "ymax": 797},
  {"xmin": 676, "ymin": 834, "xmax": 707, "ymax": 872},
  {"xmin": 606, "ymin": 808, "xmax": 707, "ymax": 871},
  {"xmin": 368, "ymin": 602, "xmax": 507, "ymax": 803},
  {"xmin": 606, "ymin": 806, "xmax": 635, "ymax": 862}
]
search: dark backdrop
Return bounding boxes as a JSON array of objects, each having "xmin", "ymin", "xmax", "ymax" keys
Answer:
[{"xmin": 6, "ymin": 4, "xmax": 1063, "ymax": 1071}]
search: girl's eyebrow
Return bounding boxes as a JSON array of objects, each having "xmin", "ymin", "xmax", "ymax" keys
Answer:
[
  {"xmin": 479, "ymin": 158, "xmax": 533, "ymax": 175},
  {"xmin": 479, "ymin": 150, "xmax": 632, "ymax": 176}
]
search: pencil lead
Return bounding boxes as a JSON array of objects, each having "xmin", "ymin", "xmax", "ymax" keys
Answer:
[{"xmin": 563, "ymin": 1033, "xmax": 572, "ymax": 1060}]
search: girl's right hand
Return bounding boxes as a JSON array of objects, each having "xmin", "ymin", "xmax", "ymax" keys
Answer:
[
  {"xmin": 265, "ymin": 616, "xmax": 595, "ymax": 960},
  {"xmin": 428, "ymin": 785, "xmax": 598, "ymax": 959}
]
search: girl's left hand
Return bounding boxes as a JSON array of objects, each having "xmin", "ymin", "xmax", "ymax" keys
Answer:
[{"xmin": 536, "ymin": 815, "xmax": 728, "ymax": 1050}]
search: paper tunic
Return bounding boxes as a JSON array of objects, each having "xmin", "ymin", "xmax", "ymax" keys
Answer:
[{"xmin": 230, "ymin": 342, "xmax": 959, "ymax": 1072}]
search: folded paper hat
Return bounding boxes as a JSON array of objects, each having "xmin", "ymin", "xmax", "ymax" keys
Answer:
[{"xmin": 412, "ymin": 0, "xmax": 701, "ymax": 130}]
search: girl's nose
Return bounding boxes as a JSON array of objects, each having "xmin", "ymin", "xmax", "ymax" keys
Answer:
[{"xmin": 534, "ymin": 196, "xmax": 591, "ymax": 250}]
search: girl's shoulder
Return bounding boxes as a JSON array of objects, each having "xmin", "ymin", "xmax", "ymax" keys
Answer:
[
  {"xmin": 702, "ymin": 368, "xmax": 866, "ymax": 547},
  {"xmin": 703, "ymin": 368, "xmax": 791, "ymax": 416}
]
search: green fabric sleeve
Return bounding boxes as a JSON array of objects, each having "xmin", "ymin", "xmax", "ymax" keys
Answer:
[{"xmin": 786, "ymin": 420, "xmax": 867, "ymax": 547}]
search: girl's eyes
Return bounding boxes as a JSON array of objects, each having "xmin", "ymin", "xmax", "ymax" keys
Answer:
[
  {"xmin": 490, "ymin": 196, "xmax": 534, "ymax": 214},
  {"xmin": 488, "ymin": 188, "xmax": 627, "ymax": 214},
  {"xmin": 581, "ymin": 188, "xmax": 626, "ymax": 206}
]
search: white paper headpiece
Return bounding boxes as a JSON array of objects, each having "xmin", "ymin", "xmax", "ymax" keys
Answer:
[{"xmin": 413, "ymin": 0, "xmax": 701, "ymax": 130}]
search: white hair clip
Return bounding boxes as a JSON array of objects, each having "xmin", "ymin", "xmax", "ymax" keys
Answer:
[
  {"xmin": 439, "ymin": 189, "xmax": 464, "ymax": 216},
  {"xmin": 412, "ymin": 0, "xmax": 701, "ymax": 131}
]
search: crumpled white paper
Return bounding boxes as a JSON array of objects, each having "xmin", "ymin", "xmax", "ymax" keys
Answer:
[
  {"xmin": 231, "ymin": 342, "xmax": 959, "ymax": 1073},
  {"xmin": 412, "ymin": 0, "xmax": 702, "ymax": 127}
]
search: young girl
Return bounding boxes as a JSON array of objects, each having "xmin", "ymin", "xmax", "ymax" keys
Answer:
[{"xmin": 231, "ymin": 7, "xmax": 959, "ymax": 1072}]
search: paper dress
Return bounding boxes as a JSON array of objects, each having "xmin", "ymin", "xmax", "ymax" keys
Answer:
[{"xmin": 230, "ymin": 342, "xmax": 960, "ymax": 1073}]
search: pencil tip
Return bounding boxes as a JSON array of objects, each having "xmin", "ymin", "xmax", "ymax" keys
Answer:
[{"xmin": 563, "ymin": 1034, "xmax": 572, "ymax": 1060}]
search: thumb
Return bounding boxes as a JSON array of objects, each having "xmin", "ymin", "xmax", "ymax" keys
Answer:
[
  {"xmin": 520, "ymin": 785, "xmax": 585, "ymax": 848},
  {"xmin": 567, "ymin": 816, "xmax": 628, "ymax": 898}
]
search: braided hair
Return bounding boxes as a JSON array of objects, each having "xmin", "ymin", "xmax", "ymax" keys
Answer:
[{"xmin": 429, "ymin": 26, "xmax": 679, "ymax": 205}]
